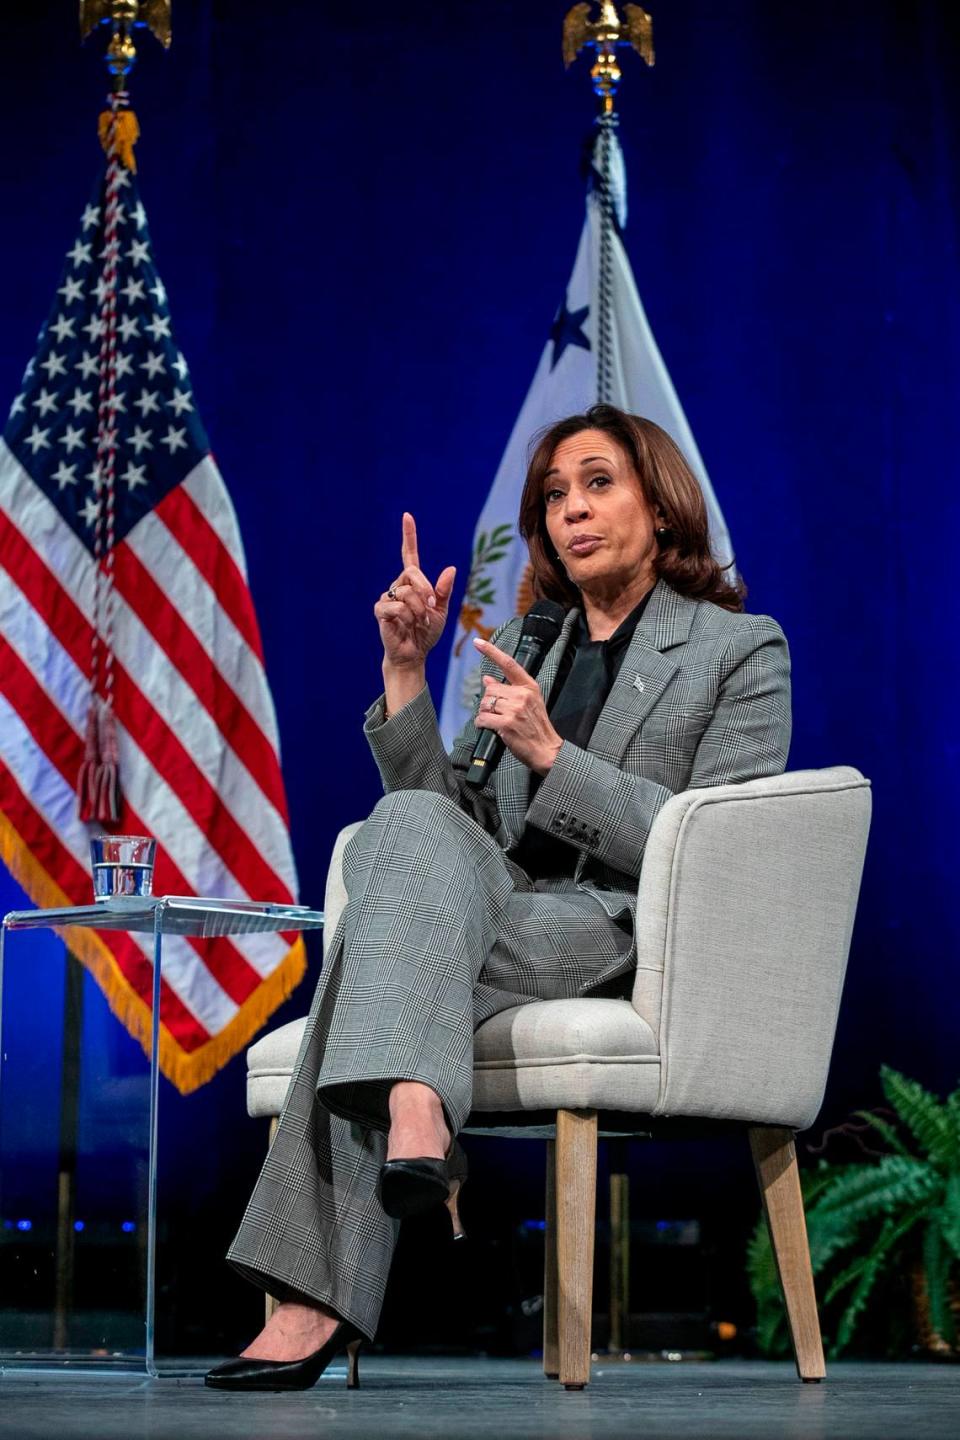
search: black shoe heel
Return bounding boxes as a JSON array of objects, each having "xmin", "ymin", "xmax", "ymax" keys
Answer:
[
  {"xmin": 346, "ymin": 1336, "xmax": 361, "ymax": 1390},
  {"xmin": 445, "ymin": 1140, "xmax": 468, "ymax": 1240},
  {"xmin": 378, "ymin": 1140, "xmax": 469, "ymax": 1234},
  {"xmin": 204, "ymin": 1319, "xmax": 364, "ymax": 1392}
]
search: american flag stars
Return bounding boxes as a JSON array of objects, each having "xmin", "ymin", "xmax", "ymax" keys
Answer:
[
  {"xmin": 33, "ymin": 388, "xmax": 59, "ymax": 417},
  {"xmin": 51, "ymin": 460, "xmax": 78, "ymax": 489},
  {"xmin": 40, "ymin": 351, "xmax": 67, "ymax": 379},
  {"xmin": 160, "ymin": 425, "xmax": 187, "ymax": 454},
  {"xmin": 2, "ymin": 174, "xmax": 209, "ymax": 547},
  {"xmin": 59, "ymin": 424, "xmax": 86, "ymax": 453},
  {"xmin": 58, "ymin": 276, "xmax": 85, "ymax": 305},
  {"xmin": 129, "ymin": 425, "xmax": 154, "ymax": 454},
  {"xmin": 49, "ymin": 313, "xmax": 77, "ymax": 343},
  {"xmin": 23, "ymin": 424, "xmax": 50, "ymax": 453},
  {"xmin": 67, "ymin": 239, "xmax": 92, "ymax": 267},
  {"xmin": 133, "ymin": 387, "xmax": 160, "ymax": 416},
  {"xmin": 66, "ymin": 387, "xmax": 93, "ymax": 416},
  {"xmin": 121, "ymin": 461, "xmax": 148, "ymax": 490}
]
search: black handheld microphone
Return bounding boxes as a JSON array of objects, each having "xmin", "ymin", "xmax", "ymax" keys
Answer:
[{"xmin": 465, "ymin": 599, "xmax": 566, "ymax": 789}]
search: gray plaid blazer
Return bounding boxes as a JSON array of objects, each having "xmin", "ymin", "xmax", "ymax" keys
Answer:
[{"xmin": 365, "ymin": 578, "xmax": 791, "ymax": 992}]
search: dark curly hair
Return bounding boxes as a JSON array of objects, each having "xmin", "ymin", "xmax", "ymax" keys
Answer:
[{"xmin": 518, "ymin": 404, "xmax": 745, "ymax": 614}]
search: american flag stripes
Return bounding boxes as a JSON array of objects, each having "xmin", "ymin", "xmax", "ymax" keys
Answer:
[{"xmin": 0, "ymin": 151, "xmax": 304, "ymax": 1093}]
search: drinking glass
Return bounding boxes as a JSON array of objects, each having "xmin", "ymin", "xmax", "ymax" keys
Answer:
[{"xmin": 90, "ymin": 834, "xmax": 157, "ymax": 898}]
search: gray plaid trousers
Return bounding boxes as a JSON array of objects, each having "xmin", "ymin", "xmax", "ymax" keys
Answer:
[{"xmin": 227, "ymin": 789, "xmax": 633, "ymax": 1339}]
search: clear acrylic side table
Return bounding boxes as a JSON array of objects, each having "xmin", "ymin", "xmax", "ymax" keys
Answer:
[{"xmin": 0, "ymin": 896, "xmax": 323, "ymax": 1376}]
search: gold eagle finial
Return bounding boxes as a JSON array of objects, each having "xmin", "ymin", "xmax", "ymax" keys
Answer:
[
  {"xmin": 80, "ymin": 2, "xmax": 171, "ymax": 86},
  {"xmin": 622, "ymin": 5, "xmax": 655, "ymax": 66},
  {"xmin": 562, "ymin": 2, "xmax": 654, "ymax": 112},
  {"xmin": 562, "ymin": 4, "xmax": 592, "ymax": 70}
]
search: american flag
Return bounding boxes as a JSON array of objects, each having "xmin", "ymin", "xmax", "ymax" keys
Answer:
[{"xmin": 0, "ymin": 148, "xmax": 305, "ymax": 1094}]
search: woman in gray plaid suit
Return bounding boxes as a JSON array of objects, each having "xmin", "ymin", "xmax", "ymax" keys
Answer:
[{"xmin": 208, "ymin": 404, "xmax": 791, "ymax": 1390}]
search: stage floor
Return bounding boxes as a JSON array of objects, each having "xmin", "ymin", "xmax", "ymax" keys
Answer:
[{"xmin": 0, "ymin": 1357, "xmax": 957, "ymax": 1439}]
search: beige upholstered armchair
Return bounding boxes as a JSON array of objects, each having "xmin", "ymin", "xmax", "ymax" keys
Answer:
[{"xmin": 245, "ymin": 766, "xmax": 871, "ymax": 1389}]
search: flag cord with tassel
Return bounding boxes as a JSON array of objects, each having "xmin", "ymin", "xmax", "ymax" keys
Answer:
[{"xmin": 77, "ymin": 92, "xmax": 139, "ymax": 824}]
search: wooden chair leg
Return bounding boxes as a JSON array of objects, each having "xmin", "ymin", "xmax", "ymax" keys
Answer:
[
  {"xmin": 543, "ymin": 1139, "xmax": 559, "ymax": 1378},
  {"xmin": 556, "ymin": 1109, "xmax": 598, "ymax": 1390},
  {"xmin": 749, "ymin": 1126, "xmax": 825, "ymax": 1381},
  {"xmin": 265, "ymin": 1116, "xmax": 280, "ymax": 1324}
]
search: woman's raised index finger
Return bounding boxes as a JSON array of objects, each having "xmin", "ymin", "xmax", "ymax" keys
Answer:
[{"xmin": 401, "ymin": 512, "xmax": 420, "ymax": 570}]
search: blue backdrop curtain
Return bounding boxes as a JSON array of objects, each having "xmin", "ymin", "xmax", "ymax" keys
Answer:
[{"xmin": 0, "ymin": 0, "xmax": 957, "ymax": 1346}]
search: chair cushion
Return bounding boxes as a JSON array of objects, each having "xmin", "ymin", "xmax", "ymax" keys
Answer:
[
  {"xmin": 247, "ymin": 1017, "xmax": 307, "ymax": 1118},
  {"xmin": 472, "ymin": 999, "xmax": 660, "ymax": 1114},
  {"xmin": 246, "ymin": 1002, "xmax": 661, "ymax": 1120}
]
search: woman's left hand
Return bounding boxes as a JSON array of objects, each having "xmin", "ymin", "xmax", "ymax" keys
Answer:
[{"xmin": 472, "ymin": 638, "xmax": 563, "ymax": 776}]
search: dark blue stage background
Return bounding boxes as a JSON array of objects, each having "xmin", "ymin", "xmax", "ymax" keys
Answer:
[{"xmin": 1, "ymin": 1, "xmax": 957, "ymax": 1351}]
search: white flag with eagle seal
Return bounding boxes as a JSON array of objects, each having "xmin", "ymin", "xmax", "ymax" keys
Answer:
[{"xmin": 439, "ymin": 129, "xmax": 734, "ymax": 746}]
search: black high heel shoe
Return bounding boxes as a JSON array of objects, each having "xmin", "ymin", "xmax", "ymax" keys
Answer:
[
  {"xmin": 378, "ymin": 1139, "xmax": 468, "ymax": 1239},
  {"xmin": 204, "ymin": 1319, "xmax": 364, "ymax": 1392}
]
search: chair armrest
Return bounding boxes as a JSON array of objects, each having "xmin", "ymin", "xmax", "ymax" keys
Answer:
[
  {"xmin": 630, "ymin": 768, "xmax": 871, "ymax": 1130},
  {"xmin": 322, "ymin": 822, "xmax": 364, "ymax": 956}
]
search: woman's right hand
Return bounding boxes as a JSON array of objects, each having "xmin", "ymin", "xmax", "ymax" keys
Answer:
[{"xmin": 375, "ymin": 512, "xmax": 457, "ymax": 673}]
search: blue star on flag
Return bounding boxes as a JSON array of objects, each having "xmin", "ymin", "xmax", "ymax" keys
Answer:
[{"xmin": 549, "ymin": 298, "xmax": 590, "ymax": 371}]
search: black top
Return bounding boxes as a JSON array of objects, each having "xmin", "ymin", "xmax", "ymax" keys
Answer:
[{"xmin": 508, "ymin": 588, "xmax": 654, "ymax": 879}]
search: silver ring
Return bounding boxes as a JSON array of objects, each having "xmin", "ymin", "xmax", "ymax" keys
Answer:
[
  {"xmin": 386, "ymin": 586, "xmax": 398, "ymax": 600},
  {"xmin": 488, "ymin": 695, "xmax": 499, "ymax": 713}
]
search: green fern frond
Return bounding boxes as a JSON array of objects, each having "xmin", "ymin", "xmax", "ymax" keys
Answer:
[
  {"xmin": 746, "ymin": 1220, "xmax": 779, "ymax": 1295},
  {"xmin": 941, "ymin": 1171, "xmax": 960, "ymax": 1262},
  {"xmin": 832, "ymin": 1209, "xmax": 923, "ymax": 1354},
  {"xmin": 812, "ymin": 1154, "xmax": 941, "ymax": 1227},
  {"xmin": 922, "ymin": 1219, "xmax": 957, "ymax": 1347},
  {"xmin": 824, "ymin": 1207, "xmax": 923, "ymax": 1306},
  {"xmin": 880, "ymin": 1066, "xmax": 958, "ymax": 1168},
  {"xmin": 808, "ymin": 1211, "xmax": 861, "ymax": 1273},
  {"xmin": 946, "ymin": 1091, "xmax": 960, "ymax": 1158},
  {"xmin": 823, "ymin": 1249, "xmax": 870, "ymax": 1305}
]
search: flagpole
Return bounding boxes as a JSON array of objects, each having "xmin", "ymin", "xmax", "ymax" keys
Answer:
[
  {"xmin": 74, "ymin": 4, "xmax": 171, "ymax": 827},
  {"xmin": 562, "ymin": 2, "xmax": 655, "ymax": 404},
  {"xmin": 50, "ymin": 1, "xmax": 172, "ymax": 1355},
  {"xmin": 561, "ymin": 1, "xmax": 656, "ymax": 1359}
]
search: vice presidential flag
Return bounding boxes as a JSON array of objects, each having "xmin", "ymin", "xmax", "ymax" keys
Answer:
[
  {"xmin": 439, "ymin": 129, "xmax": 734, "ymax": 745},
  {"xmin": 0, "ymin": 142, "xmax": 304, "ymax": 1093}
]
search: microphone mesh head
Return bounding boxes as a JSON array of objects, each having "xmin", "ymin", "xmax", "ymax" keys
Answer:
[{"xmin": 520, "ymin": 598, "xmax": 566, "ymax": 645}]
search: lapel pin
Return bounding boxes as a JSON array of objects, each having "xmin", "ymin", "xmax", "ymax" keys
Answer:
[{"xmin": 633, "ymin": 675, "xmax": 645, "ymax": 692}]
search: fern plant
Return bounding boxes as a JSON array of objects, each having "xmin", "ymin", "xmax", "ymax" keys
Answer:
[{"xmin": 748, "ymin": 1066, "xmax": 960, "ymax": 1357}]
